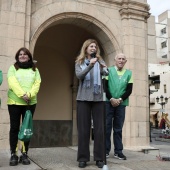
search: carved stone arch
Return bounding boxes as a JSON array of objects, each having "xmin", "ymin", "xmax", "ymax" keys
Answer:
[{"xmin": 30, "ymin": 12, "xmax": 122, "ymax": 65}]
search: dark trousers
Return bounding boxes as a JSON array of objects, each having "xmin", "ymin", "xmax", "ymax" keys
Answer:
[
  {"xmin": 77, "ymin": 101, "xmax": 104, "ymax": 162},
  {"xmin": 106, "ymin": 102, "xmax": 126, "ymax": 154},
  {"xmin": 8, "ymin": 104, "xmax": 36, "ymax": 154}
]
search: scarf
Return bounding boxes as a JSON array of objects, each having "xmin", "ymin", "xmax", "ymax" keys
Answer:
[
  {"xmin": 80, "ymin": 58, "xmax": 101, "ymax": 94},
  {"xmin": 16, "ymin": 61, "xmax": 33, "ymax": 69}
]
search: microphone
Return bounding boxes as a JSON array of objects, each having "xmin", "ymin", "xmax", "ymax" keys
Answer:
[{"xmin": 90, "ymin": 52, "xmax": 96, "ymax": 58}]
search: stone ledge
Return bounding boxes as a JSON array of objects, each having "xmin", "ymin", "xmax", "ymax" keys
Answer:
[
  {"xmin": 125, "ymin": 145, "xmax": 157, "ymax": 151},
  {"xmin": 155, "ymin": 137, "xmax": 170, "ymax": 143}
]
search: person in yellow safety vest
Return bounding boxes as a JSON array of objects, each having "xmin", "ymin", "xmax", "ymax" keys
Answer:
[{"xmin": 7, "ymin": 47, "xmax": 41, "ymax": 166}]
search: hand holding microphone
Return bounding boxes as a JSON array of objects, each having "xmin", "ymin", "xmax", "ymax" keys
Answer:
[
  {"xmin": 90, "ymin": 52, "xmax": 109, "ymax": 75},
  {"xmin": 90, "ymin": 52, "xmax": 97, "ymax": 59},
  {"xmin": 90, "ymin": 52, "xmax": 98, "ymax": 66}
]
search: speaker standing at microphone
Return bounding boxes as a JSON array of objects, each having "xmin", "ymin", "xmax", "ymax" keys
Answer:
[{"xmin": 75, "ymin": 39, "xmax": 108, "ymax": 168}]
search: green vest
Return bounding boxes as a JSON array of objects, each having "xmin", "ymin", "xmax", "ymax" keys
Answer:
[{"xmin": 108, "ymin": 67, "xmax": 132, "ymax": 106}]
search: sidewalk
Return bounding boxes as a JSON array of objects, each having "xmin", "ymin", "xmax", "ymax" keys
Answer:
[
  {"xmin": 0, "ymin": 143, "xmax": 170, "ymax": 170},
  {"xmin": 0, "ymin": 149, "xmax": 40, "ymax": 170},
  {"xmin": 1, "ymin": 128, "xmax": 169, "ymax": 170}
]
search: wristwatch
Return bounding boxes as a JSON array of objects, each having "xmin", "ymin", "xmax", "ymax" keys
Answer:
[{"xmin": 119, "ymin": 98, "xmax": 123, "ymax": 103}]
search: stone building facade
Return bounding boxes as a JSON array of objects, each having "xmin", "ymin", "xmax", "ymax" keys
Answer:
[{"xmin": 0, "ymin": 0, "xmax": 150, "ymax": 149}]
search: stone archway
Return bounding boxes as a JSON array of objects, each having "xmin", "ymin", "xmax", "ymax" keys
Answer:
[
  {"xmin": 30, "ymin": 13, "xmax": 120, "ymax": 147},
  {"xmin": 30, "ymin": 12, "xmax": 121, "ymax": 64}
]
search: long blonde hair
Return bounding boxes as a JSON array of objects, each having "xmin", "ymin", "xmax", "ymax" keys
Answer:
[{"xmin": 75, "ymin": 39, "xmax": 102, "ymax": 64}]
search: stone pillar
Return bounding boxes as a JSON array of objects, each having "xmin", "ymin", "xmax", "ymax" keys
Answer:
[
  {"xmin": 0, "ymin": 0, "xmax": 28, "ymax": 149},
  {"xmin": 119, "ymin": 0, "xmax": 150, "ymax": 149}
]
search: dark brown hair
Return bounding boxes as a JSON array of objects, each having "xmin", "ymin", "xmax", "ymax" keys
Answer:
[{"xmin": 14, "ymin": 47, "xmax": 36, "ymax": 71}]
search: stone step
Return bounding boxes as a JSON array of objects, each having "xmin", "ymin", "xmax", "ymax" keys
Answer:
[
  {"xmin": 142, "ymin": 148, "xmax": 159, "ymax": 156},
  {"xmin": 155, "ymin": 137, "xmax": 170, "ymax": 142}
]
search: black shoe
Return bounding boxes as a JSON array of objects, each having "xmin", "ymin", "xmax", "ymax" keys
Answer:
[
  {"xmin": 19, "ymin": 153, "xmax": 30, "ymax": 165},
  {"xmin": 9, "ymin": 153, "xmax": 18, "ymax": 166},
  {"xmin": 114, "ymin": 153, "xmax": 126, "ymax": 160},
  {"xmin": 78, "ymin": 161, "xmax": 86, "ymax": 168},
  {"xmin": 96, "ymin": 161, "xmax": 104, "ymax": 168}
]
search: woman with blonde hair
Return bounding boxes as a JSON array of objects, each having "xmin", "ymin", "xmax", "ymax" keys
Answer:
[{"xmin": 75, "ymin": 39, "xmax": 108, "ymax": 168}]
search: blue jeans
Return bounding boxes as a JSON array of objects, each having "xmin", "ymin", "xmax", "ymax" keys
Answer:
[{"xmin": 106, "ymin": 102, "xmax": 126, "ymax": 154}]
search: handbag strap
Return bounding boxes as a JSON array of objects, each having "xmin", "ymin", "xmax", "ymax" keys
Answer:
[
  {"xmin": 26, "ymin": 93, "xmax": 31, "ymax": 110},
  {"xmin": 26, "ymin": 102, "xmax": 30, "ymax": 110}
]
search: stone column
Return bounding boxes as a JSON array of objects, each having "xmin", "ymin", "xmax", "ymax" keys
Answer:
[
  {"xmin": 119, "ymin": 0, "xmax": 150, "ymax": 149},
  {"xmin": 0, "ymin": 0, "xmax": 28, "ymax": 149}
]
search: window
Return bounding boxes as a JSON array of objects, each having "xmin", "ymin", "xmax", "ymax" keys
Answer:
[
  {"xmin": 161, "ymin": 41, "xmax": 167, "ymax": 48},
  {"xmin": 162, "ymin": 54, "xmax": 167, "ymax": 58},
  {"xmin": 164, "ymin": 84, "xmax": 167, "ymax": 93},
  {"xmin": 161, "ymin": 27, "xmax": 166, "ymax": 34}
]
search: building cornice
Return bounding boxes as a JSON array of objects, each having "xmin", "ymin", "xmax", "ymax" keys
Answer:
[
  {"xmin": 78, "ymin": 0, "xmax": 150, "ymax": 22},
  {"xmin": 119, "ymin": 0, "xmax": 150, "ymax": 22},
  {"xmin": 78, "ymin": 0, "xmax": 122, "ymax": 5}
]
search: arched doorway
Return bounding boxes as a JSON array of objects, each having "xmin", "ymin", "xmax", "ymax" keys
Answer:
[{"xmin": 30, "ymin": 13, "xmax": 119, "ymax": 147}]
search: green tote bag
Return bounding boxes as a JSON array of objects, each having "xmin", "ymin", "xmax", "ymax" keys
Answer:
[{"xmin": 18, "ymin": 110, "xmax": 33, "ymax": 142}]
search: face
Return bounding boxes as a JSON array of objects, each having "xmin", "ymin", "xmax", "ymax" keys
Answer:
[
  {"xmin": 86, "ymin": 43, "xmax": 97, "ymax": 56},
  {"xmin": 18, "ymin": 50, "xmax": 30, "ymax": 63},
  {"xmin": 115, "ymin": 54, "xmax": 127, "ymax": 69}
]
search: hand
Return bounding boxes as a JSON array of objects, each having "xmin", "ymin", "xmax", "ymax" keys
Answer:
[
  {"xmin": 103, "ymin": 67, "xmax": 109, "ymax": 75},
  {"xmin": 110, "ymin": 98, "xmax": 120, "ymax": 107},
  {"xmin": 90, "ymin": 58, "xmax": 98, "ymax": 66},
  {"xmin": 22, "ymin": 94, "xmax": 30, "ymax": 103}
]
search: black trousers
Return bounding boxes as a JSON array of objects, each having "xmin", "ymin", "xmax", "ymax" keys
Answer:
[
  {"xmin": 77, "ymin": 101, "xmax": 104, "ymax": 162},
  {"xmin": 8, "ymin": 104, "xmax": 36, "ymax": 154}
]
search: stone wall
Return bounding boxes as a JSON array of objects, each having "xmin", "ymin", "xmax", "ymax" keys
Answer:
[
  {"xmin": 0, "ymin": 0, "xmax": 150, "ymax": 149},
  {"xmin": 0, "ymin": 0, "xmax": 29, "ymax": 149}
]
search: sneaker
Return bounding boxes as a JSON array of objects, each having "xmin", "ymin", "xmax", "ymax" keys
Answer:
[
  {"xmin": 19, "ymin": 153, "xmax": 30, "ymax": 165},
  {"xmin": 78, "ymin": 161, "xmax": 86, "ymax": 168},
  {"xmin": 96, "ymin": 161, "xmax": 104, "ymax": 168},
  {"xmin": 114, "ymin": 153, "xmax": 126, "ymax": 160},
  {"xmin": 106, "ymin": 153, "xmax": 109, "ymax": 158},
  {"xmin": 9, "ymin": 153, "xmax": 18, "ymax": 166}
]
